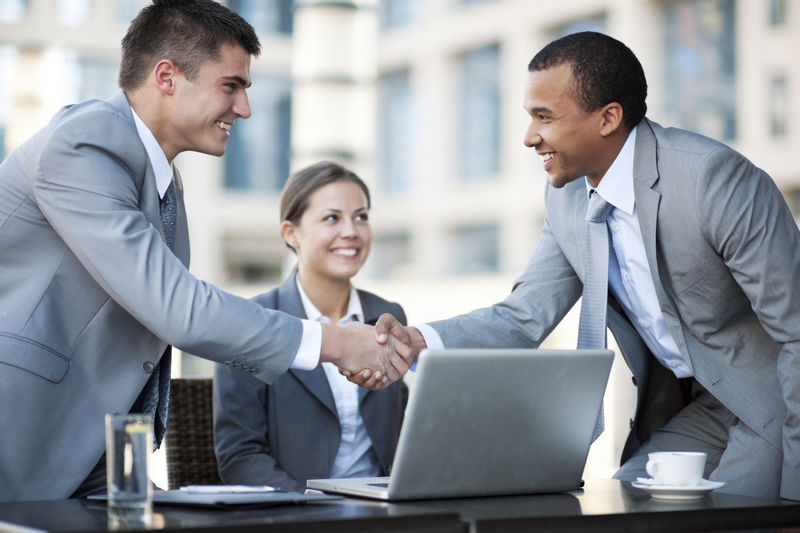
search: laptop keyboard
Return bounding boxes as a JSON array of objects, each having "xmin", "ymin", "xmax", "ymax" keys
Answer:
[{"xmin": 367, "ymin": 483, "xmax": 389, "ymax": 487}]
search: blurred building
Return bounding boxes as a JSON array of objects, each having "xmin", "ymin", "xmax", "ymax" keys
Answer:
[{"xmin": 1, "ymin": 0, "xmax": 799, "ymax": 479}]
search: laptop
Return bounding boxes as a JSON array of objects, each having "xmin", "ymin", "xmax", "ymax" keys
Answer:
[{"xmin": 307, "ymin": 348, "xmax": 614, "ymax": 500}]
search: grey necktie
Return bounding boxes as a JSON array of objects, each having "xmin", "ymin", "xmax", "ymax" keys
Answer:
[
  {"xmin": 141, "ymin": 180, "xmax": 177, "ymax": 449},
  {"xmin": 577, "ymin": 190, "xmax": 614, "ymax": 442}
]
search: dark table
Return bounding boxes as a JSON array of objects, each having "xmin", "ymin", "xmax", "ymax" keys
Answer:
[{"xmin": 1, "ymin": 479, "xmax": 799, "ymax": 533}]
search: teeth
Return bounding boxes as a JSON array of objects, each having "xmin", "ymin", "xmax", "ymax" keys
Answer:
[
  {"xmin": 215, "ymin": 121, "xmax": 231, "ymax": 131},
  {"xmin": 334, "ymin": 249, "xmax": 357, "ymax": 257},
  {"xmin": 540, "ymin": 153, "xmax": 554, "ymax": 162}
]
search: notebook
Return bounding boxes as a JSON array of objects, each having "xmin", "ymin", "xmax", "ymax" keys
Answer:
[{"xmin": 307, "ymin": 348, "xmax": 614, "ymax": 501}]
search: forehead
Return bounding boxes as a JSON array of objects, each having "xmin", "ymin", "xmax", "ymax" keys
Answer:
[
  {"xmin": 523, "ymin": 64, "xmax": 578, "ymax": 110},
  {"xmin": 308, "ymin": 181, "xmax": 368, "ymax": 207},
  {"xmin": 198, "ymin": 44, "xmax": 252, "ymax": 85}
]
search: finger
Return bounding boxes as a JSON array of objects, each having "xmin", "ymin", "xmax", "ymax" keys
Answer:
[
  {"xmin": 374, "ymin": 313, "xmax": 398, "ymax": 344},
  {"xmin": 345, "ymin": 368, "xmax": 372, "ymax": 386}
]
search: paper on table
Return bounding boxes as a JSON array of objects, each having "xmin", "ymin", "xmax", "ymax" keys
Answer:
[{"xmin": 180, "ymin": 485, "xmax": 277, "ymax": 494}]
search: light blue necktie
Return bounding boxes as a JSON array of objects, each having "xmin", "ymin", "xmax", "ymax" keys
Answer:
[
  {"xmin": 141, "ymin": 181, "xmax": 176, "ymax": 449},
  {"xmin": 577, "ymin": 190, "xmax": 614, "ymax": 442}
]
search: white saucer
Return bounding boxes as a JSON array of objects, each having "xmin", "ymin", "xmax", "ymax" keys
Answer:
[{"xmin": 631, "ymin": 478, "xmax": 726, "ymax": 500}]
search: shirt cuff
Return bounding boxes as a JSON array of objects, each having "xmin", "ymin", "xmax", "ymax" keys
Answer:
[
  {"xmin": 291, "ymin": 319, "xmax": 321, "ymax": 370},
  {"xmin": 414, "ymin": 323, "xmax": 445, "ymax": 351}
]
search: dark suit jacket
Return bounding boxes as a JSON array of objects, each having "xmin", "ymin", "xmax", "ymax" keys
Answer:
[{"xmin": 213, "ymin": 273, "xmax": 408, "ymax": 492}]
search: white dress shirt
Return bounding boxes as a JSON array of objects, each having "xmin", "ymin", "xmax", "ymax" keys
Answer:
[
  {"xmin": 418, "ymin": 126, "xmax": 691, "ymax": 378},
  {"xmin": 130, "ymin": 106, "xmax": 321, "ymax": 370},
  {"xmin": 296, "ymin": 277, "xmax": 382, "ymax": 478}
]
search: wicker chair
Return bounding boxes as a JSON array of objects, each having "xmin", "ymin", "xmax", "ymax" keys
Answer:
[{"xmin": 164, "ymin": 378, "xmax": 224, "ymax": 490}]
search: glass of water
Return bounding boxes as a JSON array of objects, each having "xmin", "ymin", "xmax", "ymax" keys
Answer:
[{"xmin": 105, "ymin": 414, "xmax": 153, "ymax": 525}]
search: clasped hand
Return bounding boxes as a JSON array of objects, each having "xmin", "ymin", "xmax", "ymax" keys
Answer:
[{"xmin": 333, "ymin": 314, "xmax": 421, "ymax": 390}]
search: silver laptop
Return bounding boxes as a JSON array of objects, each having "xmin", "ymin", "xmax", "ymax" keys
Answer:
[{"xmin": 307, "ymin": 348, "xmax": 614, "ymax": 501}]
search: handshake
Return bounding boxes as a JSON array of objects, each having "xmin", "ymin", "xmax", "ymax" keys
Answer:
[{"xmin": 321, "ymin": 314, "xmax": 429, "ymax": 391}]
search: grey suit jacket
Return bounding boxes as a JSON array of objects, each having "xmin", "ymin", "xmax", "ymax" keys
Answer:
[
  {"xmin": 428, "ymin": 119, "xmax": 800, "ymax": 500},
  {"xmin": 0, "ymin": 92, "xmax": 305, "ymax": 502},
  {"xmin": 213, "ymin": 273, "xmax": 408, "ymax": 492}
]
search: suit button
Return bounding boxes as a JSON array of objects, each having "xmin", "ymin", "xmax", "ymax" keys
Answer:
[
  {"xmin": 234, "ymin": 363, "xmax": 242, "ymax": 370},
  {"xmin": 629, "ymin": 418, "xmax": 634, "ymax": 429},
  {"xmin": 250, "ymin": 369, "xmax": 258, "ymax": 375},
  {"xmin": 631, "ymin": 376, "xmax": 638, "ymax": 386},
  {"xmin": 241, "ymin": 366, "xmax": 250, "ymax": 372},
  {"xmin": 143, "ymin": 361, "xmax": 155, "ymax": 373},
  {"xmin": 225, "ymin": 361, "xmax": 233, "ymax": 367}
]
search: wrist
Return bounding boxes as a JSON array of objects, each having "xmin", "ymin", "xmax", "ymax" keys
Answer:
[
  {"xmin": 408, "ymin": 327, "xmax": 427, "ymax": 361},
  {"xmin": 319, "ymin": 323, "xmax": 345, "ymax": 366}
]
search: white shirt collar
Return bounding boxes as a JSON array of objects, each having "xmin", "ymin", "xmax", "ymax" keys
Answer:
[
  {"xmin": 586, "ymin": 125, "xmax": 637, "ymax": 216},
  {"xmin": 130, "ymin": 106, "xmax": 174, "ymax": 199},
  {"xmin": 296, "ymin": 275, "xmax": 365, "ymax": 325}
]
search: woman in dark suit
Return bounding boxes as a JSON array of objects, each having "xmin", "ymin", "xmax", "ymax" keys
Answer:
[{"xmin": 213, "ymin": 161, "xmax": 407, "ymax": 492}]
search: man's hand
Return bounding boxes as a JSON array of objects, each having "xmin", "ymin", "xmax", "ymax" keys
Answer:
[
  {"xmin": 342, "ymin": 313, "xmax": 428, "ymax": 387},
  {"xmin": 319, "ymin": 322, "xmax": 412, "ymax": 390}
]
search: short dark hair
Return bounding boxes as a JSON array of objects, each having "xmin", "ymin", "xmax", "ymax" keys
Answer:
[
  {"xmin": 528, "ymin": 32, "xmax": 647, "ymax": 129},
  {"xmin": 119, "ymin": 0, "xmax": 260, "ymax": 92},
  {"xmin": 280, "ymin": 161, "xmax": 371, "ymax": 251}
]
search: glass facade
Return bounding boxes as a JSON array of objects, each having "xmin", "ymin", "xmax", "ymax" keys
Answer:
[
  {"xmin": 379, "ymin": 0, "xmax": 414, "ymax": 28},
  {"xmin": 460, "ymin": 45, "xmax": 500, "ymax": 181},
  {"xmin": 449, "ymin": 224, "xmax": 499, "ymax": 274},
  {"xmin": 372, "ymin": 232, "xmax": 411, "ymax": 279},
  {"xmin": 229, "ymin": 0, "xmax": 293, "ymax": 35},
  {"xmin": 57, "ymin": 0, "xmax": 91, "ymax": 27},
  {"xmin": 224, "ymin": 74, "xmax": 292, "ymax": 192},
  {"xmin": 664, "ymin": 0, "xmax": 736, "ymax": 141},
  {"xmin": 770, "ymin": 74, "xmax": 788, "ymax": 138},
  {"xmin": 769, "ymin": 0, "xmax": 787, "ymax": 26},
  {"xmin": 378, "ymin": 69, "xmax": 414, "ymax": 193},
  {"xmin": 554, "ymin": 13, "xmax": 607, "ymax": 37},
  {"xmin": 0, "ymin": 0, "xmax": 25, "ymax": 24}
]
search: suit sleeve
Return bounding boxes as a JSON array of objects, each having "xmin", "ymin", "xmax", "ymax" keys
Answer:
[
  {"xmin": 428, "ymin": 206, "xmax": 583, "ymax": 349},
  {"xmin": 212, "ymin": 363, "xmax": 306, "ymax": 492},
  {"xmin": 696, "ymin": 148, "xmax": 800, "ymax": 500},
  {"xmin": 33, "ymin": 105, "xmax": 302, "ymax": 384}
]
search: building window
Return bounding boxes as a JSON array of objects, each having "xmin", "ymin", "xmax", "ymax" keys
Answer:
[
  {"xmin": 379, "ymin": 0, "xmax": 414, "ymax": 29},
  {"xmin": 770, "ymin": 75, "xmax": 788, "ymax": 138},
  {"xmin": 378, "ymin": 69, "xmax": 414, "ymax": 192},
  {"xmin": 449, "ymin": 224, "xmax": 499, "ymax": 274},
  {"xmin": 462, "ymin": 0, "xmax": 494, "ymax": 5},
  {"xmin": 0, "ymin": 0, "xmax": 26, "ymax": 24},
  {"xmin": 224, "ymin": 74, "xmax": 292, "ymax": 192},
  {"xmin": 78, "ymin": 57, "xmax": 120, "ymax": 101},
  {"xmin": 769, "ymin": 0, "xmax": 787, "ymax": 26},
  {"xmin": 223, "ymin": 233, "xmax": 285, "ymax": 284},
  {"xmin": 553, "ymin": 13, "xmax": 607, "ymax": 38},
  {"xmin": 460, "ymin": 45, "xmax": 500, "ymax": 181},
  {"xmin": 116, "ymin": 0, "xmax": 146, "ymax": 23},
  {"xmin": 0, "ymin": 45, "xmax": 15, "ymax": 161},
  {"xmin": 664, "ymin": 0, "xmax": 736, "ymax": 142},
  {"xmin": 229, "ymin": 0, "xmax": 293, "ymax": 35},
  {"xmin": 57, "ymin": 0, "xmax": 91, "ymax": 27},
  {"xmin": 371, "ymin": 232, "xmax": 411, "ymax": 279}
]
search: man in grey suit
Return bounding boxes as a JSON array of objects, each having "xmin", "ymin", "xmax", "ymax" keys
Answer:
[
  {"xmin": 362, "ymin": 32, "xmax": 800, "ymax": 501},
  {"xmin": 0, "ymin": 0, "xmax": 408, "ymax": 502}
]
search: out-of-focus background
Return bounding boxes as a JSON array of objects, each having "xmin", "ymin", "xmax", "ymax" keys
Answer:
[{"xmin": 2, "ymin": 0, "xmax": 798, "ymax": 488}]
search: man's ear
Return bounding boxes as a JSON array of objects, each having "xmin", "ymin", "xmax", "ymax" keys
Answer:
[
  {"xmin": 599, "ymin": 102, "xmax": 624, "ymax": 137},
  {"xmin": 153, "ymin": 59, "xmax": 178, "ymax": 96},
  {"xmin": 281, "ymin": 220, "xmax": 299, "ymax": 250}
]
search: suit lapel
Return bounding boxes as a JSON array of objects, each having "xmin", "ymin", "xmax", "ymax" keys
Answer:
[
  {"xmin": 281, "ymin": 273, "xmax": 338, "ymax": 415},
  {"xmin": 172, "ymin": 167, "xmax": 190, "ymax": 268},
  {"xmin": 633, "ymin": 121, "xmax": 693, "ymax": 373}
]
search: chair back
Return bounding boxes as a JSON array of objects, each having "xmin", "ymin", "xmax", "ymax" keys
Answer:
[{"xmin": 164, "ymin": 378, "xmax": 224, "ymax": 490}]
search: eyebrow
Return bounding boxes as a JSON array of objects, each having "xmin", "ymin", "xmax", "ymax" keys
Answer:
[
  {"xmin": 222, "ymin": 75, "xmax": 251, "ymax": 89},
  {"xmin": 529, "ymin": 106, "xmax": 552, "ymax": 114}
]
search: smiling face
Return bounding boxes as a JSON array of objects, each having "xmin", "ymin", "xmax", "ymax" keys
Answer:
[
  {"xmin": 282, "ymin": 180, "xmax": 372, "ymax": 287},
  {"xmin": 523, "ymin": 64, "xmax": 612, "ymax": 189},
  {"xmin": 166, "ymin": 43, "xmax": 252, "ymax": 160}
]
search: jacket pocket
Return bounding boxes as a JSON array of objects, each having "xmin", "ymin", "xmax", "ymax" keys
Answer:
[
  {"xmin": 0, "ymin": 333, "xmax": 70, "ymax": 383},
  {"xmin": 671, "ymin": 261, "xmax": 710, "ymax": 297}
]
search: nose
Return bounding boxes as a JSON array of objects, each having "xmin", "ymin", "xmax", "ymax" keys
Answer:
[
  {"xmin": 524, "ymin": 120, "xmax": 542, "ymax": 148},
  {"xmin": 340, "ymin": 218, "xmax": 357, "ymax": 239},
  {"xmin": 234, "ymin": 90, "xmax": 251, "ymax": 120}
]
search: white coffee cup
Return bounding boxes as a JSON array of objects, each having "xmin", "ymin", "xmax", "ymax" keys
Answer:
[{"xmin": 645, "ymin": 451, "xmax": 706, "ymax": 487}]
